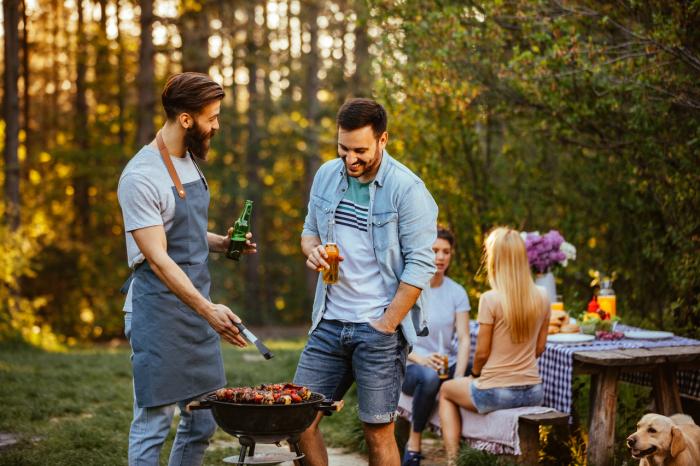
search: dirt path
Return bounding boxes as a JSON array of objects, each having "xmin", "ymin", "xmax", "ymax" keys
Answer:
[
  {"xmin": 419, "ymin": 437, "xmax": 448, "ymax": 465},
  {"xmin": 228, "ymin": 444, "xmax": 367, "ymax": 465},
  {"xmin": 234, "ymin": 438, "xmax": 447, "ymax": 465}
]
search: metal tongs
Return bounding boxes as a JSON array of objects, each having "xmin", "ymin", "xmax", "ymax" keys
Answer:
[{"xmin": 234, "ymin": 322, "xmax": 274, "ymax": 360}]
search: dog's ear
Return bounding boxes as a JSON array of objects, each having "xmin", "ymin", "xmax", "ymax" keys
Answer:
[{"xmin": 671, "ymin": 426, "xmax": 687, "ymax": 458}]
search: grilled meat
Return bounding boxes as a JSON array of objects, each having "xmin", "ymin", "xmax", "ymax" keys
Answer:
[{"xmin": 214, "ymin": 383, "xmax": 313, "ymax": 405}]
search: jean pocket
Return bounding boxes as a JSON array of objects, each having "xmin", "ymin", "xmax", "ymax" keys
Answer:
[{"xmin": 365, "ymin": 322, "xmax": 398, "ymax": 337}]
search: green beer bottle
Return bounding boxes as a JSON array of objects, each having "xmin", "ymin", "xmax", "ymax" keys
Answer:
[{"xmin": 226, "ymin": 200, "xmax": 253, "ymax": 261}]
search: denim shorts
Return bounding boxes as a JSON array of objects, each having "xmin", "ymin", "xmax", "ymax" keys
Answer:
[
  {"xmin": 470, "ymin": 381, "xmax": 544, "ymax": 414},
  {"xmin": 294, "ymin": 319, "xmax": 408, "ymax": 424}
]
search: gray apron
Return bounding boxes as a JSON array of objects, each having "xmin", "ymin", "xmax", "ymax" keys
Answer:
[{"xmin": 127, "ymin": 146, "xmax": 225, "ymax": 408}]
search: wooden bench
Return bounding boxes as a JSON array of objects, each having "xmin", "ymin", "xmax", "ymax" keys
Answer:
[
  {"xmin": 517, "ymin": 411, "xmax": 569, "ymax": 465},
  {"xmin": 395, "ymin": 409, "xmax": 569, "ymax": 465}
]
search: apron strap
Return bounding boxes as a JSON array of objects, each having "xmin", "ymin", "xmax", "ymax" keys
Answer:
[{"xmin": 156, "ymin": 131, "xmax": 186, "ymax": 199}]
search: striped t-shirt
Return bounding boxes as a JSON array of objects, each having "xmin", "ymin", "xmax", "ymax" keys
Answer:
[{"xmin": 324, "ymin": 177, "xmax": 391, "ymax": 323}]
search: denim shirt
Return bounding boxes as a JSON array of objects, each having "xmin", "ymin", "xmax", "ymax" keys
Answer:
[{"xmin": 302, "ymin": 151, "xmax": 438, "ymax": 347}]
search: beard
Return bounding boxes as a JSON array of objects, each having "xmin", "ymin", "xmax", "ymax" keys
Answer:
[
  {"xmin": 185, "ymin": 121, "xmax": 216, "ymax": 161},
  {"xmin": 345, "ymin": 145, "xmax": 382, "ymax": 178}
]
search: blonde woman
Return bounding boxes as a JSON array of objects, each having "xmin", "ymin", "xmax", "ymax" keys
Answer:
[{"xmin": 438, "ymin": 227, "xmax": 550, "ymax": 462}]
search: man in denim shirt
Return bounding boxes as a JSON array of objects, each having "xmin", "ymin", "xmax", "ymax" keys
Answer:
[{"xmin": 294, "ymin": 98, "xmax": 438, "ymax": 466}]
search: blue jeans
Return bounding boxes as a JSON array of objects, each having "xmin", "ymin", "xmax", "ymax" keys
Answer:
[
  {"xmin": 402, "ymin": 362, "xmax": 470, "ymax": 432},
  {"xmin": 294, "ymin": 319, "xmax": 408, "ymax": 423},
  {"xmin": 125, "ymin": 313, "xmax": 217, "ymax": 466},
  {"xmin": 470, "ymin": 381, "xmax": 544, "ymax": 414}
]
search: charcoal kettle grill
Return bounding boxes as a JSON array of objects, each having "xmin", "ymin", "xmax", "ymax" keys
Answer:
[{"xmin": 188, "ymin": 392, "xmax": 343, "ymax": 465}]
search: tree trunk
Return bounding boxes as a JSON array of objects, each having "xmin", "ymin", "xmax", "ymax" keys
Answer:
[
  {"xmin": 116, "ymin": 0, "xmax": 127, "ymax": 148},
  {"xmin": 350, "ymin": 0, "xmax": 370, "ymax": 97},
  {"xmin": 221, "ymin": 1, "xmax": 239, "ymax": 138},
  {"xmin": 73, "ymin": 0, "xmax": 91, "ymax": 238},
  {"xmin": 285, "ymin": 0, "xmax": 294, "ymax": 102},
  {"xmin": 262, "ymin": 1, "xmax": 273, "ymax": 116},
  {"xmin": 179, "ymin": 3, "xmax": 212, "ymax": 74},
  {"xmin": 260, "ymin": 0, "xmax": 274, "ymax": 314},
  {"xmin": 47, "ymin": 0, "xmax": 60, "ymax": 150},
  {"xmin": 3, "ymin": 0, "xmax": 21, "ymax": 230},
  {"xmin": 244, "ymin": 0, "xmax": 263, "ymax": 321},
  {"xmin": 137, "ymin": 0, "xmax": 155, "ymax": 146},
  {"xmin": 95, "ymin": 0, "xmax": 111, "ymax": 136},
  {"xmin": 337, "ymin": 4, "xmax": 348, "ymax": 105},
  {"xmin": 20, "ymin": 0, "xmax": 31, "ymax": 167},
  {"xmin": 303, "ymin": 0, "xmax": 321, "ymax": 303}
]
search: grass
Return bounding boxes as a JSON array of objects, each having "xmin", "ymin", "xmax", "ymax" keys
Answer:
[
  {"xmin": 0, "ymin": 340, "xmax": 658, "ymax": 466},
  {"xmin": 0, "ymin": 339, "xmax": 363, "ymax": 466},
  {"xmin": 0, "ymin": 342, "xmax": 134, "ymax": 466},
  {"xmin": 457, "ymin": 448, "xmax": 518, "ymax": 466}
]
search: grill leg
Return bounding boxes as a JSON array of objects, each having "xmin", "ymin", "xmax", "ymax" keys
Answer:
[
  {"xmin": 237, "ymin": 445, "xmax": 247, "ymax": 464},
  {"xmin": 290, "ymin": 440, "xmax": 306, "ymax": 466},
  {"xmin": 237, "ymin": 436, "xmax": 256, "ymax": 464}
]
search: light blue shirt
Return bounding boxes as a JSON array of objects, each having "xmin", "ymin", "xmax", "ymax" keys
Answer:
[{"xmin": 302, "ymin": 151, "xmax": 438, "ymax": 347}]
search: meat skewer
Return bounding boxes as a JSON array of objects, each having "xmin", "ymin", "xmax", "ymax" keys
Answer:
[{"xmin": 214, "ymin": 384, "xmax": 313, "ymax": 405}]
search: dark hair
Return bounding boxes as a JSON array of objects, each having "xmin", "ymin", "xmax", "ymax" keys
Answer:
[
  {"xmin": 336, "ymin": 98, "xmax": 388, "ymax": 138},
  {"xmin": 436, "ymin": 226, "xmax": 456, "ymax": 276},
  {"xmin": 161, "ymin": 72, "xmax": 225, "ymax": 120},
  {"xmin": 437, "ymin": 226, "xmax": 455, "ymax": 248}
]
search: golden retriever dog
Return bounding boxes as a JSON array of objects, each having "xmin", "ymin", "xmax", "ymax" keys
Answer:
[{"xmin": 627, "ymin": 413, "xmax": 700, "ymax": 466}]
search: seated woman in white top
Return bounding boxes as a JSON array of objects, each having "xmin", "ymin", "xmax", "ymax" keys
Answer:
[
  {"xmin": 438, "ymin": 227, "xmax": 550, "ymax": 465},
  {"xmin": 400, "ymin": 227, "xmax": 471, "ymax": 466}
]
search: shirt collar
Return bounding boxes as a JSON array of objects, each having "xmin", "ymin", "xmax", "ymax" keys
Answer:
[{"xmin": 373, "ymin": 150, "xmax": 392, "ymax": 187}]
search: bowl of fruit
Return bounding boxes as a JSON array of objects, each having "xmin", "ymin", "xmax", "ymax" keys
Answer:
[{"xmin": 582, "ymin": 310, "xmax": 623, "ymax": 340}]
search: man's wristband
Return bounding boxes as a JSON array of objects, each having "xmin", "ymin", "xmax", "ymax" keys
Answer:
[{"xmin": 470, "ymin": 370, "xmax": 481, "ymax": 378}]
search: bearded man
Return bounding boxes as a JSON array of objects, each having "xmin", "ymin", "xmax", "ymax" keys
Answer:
[
  {"xmin": 295, "ymin": 98, "xmax": 438, "ymax": 466},
  {"xmin": 117, "ymin": 72, "xmax": 255, "ymax": 466}
]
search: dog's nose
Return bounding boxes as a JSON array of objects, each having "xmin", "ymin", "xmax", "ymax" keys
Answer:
[{"xmin": 627, "ymin": 436, "xmax": 636, "ymax": 447}]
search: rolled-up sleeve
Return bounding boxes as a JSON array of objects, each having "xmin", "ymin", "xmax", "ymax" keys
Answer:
[
  {"xmin": 398, "ymin": 182, "xmax": 438, "ymax": 289},
  {"xmin": 301, "ymin": 172, "xmax": 320, "ymax": 238},
  {"xmin": 301, "ymin": 197, "xmax": 318, "ymax": 238}
]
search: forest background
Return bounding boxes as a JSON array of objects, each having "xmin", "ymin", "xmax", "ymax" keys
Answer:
[{"xmin": 1, "ymin": 0, "xmax": 699, "ymax": 347}]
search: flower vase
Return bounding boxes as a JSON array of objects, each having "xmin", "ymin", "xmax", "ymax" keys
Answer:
[{"xmin": 535, "ymin": 272, "xmax": 557, "ymax": 304}]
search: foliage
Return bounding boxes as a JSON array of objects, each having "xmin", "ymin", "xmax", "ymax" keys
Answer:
[
  {"xmin": 1, "ymin": 0, "xmax": 372, "ymax": 342},
  {"xmin": 2, "ymin": 0, "xmax": 699, "ymax": 343},
  {"xmin": 0, "ymin": 216, "xmax": 63, "ymax": 350},
  {"xmin": 373, "ymin": 0, "xmax": 700, "ymax": 336}
]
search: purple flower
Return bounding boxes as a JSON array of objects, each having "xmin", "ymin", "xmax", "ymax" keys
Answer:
[{"xmin": 521, "ymin": 230, "xmax": 573, "ymax": 273}]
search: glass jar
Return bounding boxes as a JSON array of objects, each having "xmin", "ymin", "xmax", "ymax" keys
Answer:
[{"xmin": 598, "ymin": 279, "xmax": 616, "ymax": 317}]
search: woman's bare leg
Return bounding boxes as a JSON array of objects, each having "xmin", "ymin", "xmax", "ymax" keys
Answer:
[{"xmin": 438, "ymin": 377, "xmax": 476, "ymax": 463}]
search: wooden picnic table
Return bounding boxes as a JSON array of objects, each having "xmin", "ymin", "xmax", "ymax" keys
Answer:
[{"xmin": 573, "ymin": 345, "xmax": 700, "ymax": 466}]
